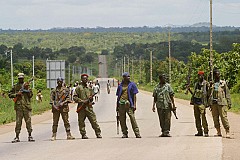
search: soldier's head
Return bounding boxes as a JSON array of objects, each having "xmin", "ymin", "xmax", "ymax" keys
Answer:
[
  {"xmin": 122, "ymin": 72, "xmax": 130, "ymax": 82},
  {"xmin": 17, "ymin": 73, "xmax": 24, "ymax": 83},
  {"xmin": 213, "ymin": 68, "xmax": 220, "ymax": 80},
  {"xmin": 81, "ymin": 74, "xmax": 89, "ymax": 85},
  {"xmin": 159, "ymin": 74, "xmax": 166, "ymax": 84},
  {"xmin": 57, "ymin": 77, "xmax": 63, "ymax": 87},
  {"xmin": 198, "ymin": 71, "xmax": 204, "ymax": 81}
]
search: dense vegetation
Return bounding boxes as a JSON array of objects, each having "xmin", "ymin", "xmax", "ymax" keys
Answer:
[{"xmin": 0, "ymin": 29, "xmax": 240, "ymax": 124}]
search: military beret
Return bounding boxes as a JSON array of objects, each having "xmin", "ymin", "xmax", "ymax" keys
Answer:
[
  {"xmin": 198, "ymin": 71, "xmax": 204, "ymax": 75},
  {"xmin": 81, "ymin": 74, "xmax": 89, "ymax": 78}
]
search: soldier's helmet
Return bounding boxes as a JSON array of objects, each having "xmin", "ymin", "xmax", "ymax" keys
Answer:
[
  {"xmin": 18, "ymin": 73, "xmax": 24, "ymax": 79},
  {"xmin": 57, "ymin": 77, "xmax": 63, "ymax": 82}
]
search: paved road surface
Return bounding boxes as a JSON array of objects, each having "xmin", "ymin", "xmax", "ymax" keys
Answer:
[
  {"xmin": 98, "ymin": 55, "xmax": 108, "ymax": 78},
  {"xmin": 0, "ymin": 78, "xmax": 222, "ymax": 160}
]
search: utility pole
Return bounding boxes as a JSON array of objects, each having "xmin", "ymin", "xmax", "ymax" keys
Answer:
[
  {"xmin": 168, "ymin": 27, "xmax": 171, "ymax": 84},
  {"xmin": 32, "ymin": 56, "xmax": 35, "ymax": 88},
  {"xmin": 210, "ymin": 0, "xmax": 213, "ymax": 81},
  {"xmin": 68, "ymin": 64, "xmax": 70, "ymax": 85},
  {"xmin": 139, "ymin": 56, "xmax": 142, "ymax": 82},
  {"xmin": 150, "ymin": 50, "xmax": 153, "ymax": 85},
  {"xmin": 5, "ymin": 49, "xmax": 14, "ymax": 86}
]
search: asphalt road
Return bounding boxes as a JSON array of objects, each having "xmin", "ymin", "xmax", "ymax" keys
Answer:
[
  {"xmin": 0, "ymin": 78, "xmax": 222, "ymax": 160},
  {"xmin": 98, "ymin": 55, "xmax": 108, "ymax": 78}
]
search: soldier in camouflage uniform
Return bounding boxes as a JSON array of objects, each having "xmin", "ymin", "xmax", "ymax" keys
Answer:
[
  {"xmin": 187, "ymin": 71, "xmax": 209, "ymax": 137},
  {"xmin": 8, "ymin": 73, "xmax": 35, "ymax": 143},
  {"xmin": 152, "ymin": 74, "xmax": 176, "ymax": 137},
  {"xmin": 209, "ymin": 69, "xmax": 231, "ymax": 138},
  {"xmin": 73, "ymin": 74, "xmax": 102, "ymax": 139},
  {"xmin": 50, "ymin": 77, "xmax": 75, "ymax": 141}
]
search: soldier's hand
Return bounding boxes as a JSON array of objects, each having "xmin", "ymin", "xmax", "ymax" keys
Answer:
[
  {"xmin": 152, "ymin": 107, "xmax": 156, "ymax": 112},
  {"xmin": 82, "ymin": 99, "xmax": 89, "ymax": 104},
  {"xmin": 16, "ymin": 92, "xmax": 22, "ymax": 96},
  {"xmin": 228, "ymin": 105, "xmax": 231, "ymax": 110},
  {"xmin": 133, "ymin": 105, "xmax": 137, "ymax": 111},
  {"xmin": 172, "ymin": 104, "xmax": 177, "ymax": 111}
]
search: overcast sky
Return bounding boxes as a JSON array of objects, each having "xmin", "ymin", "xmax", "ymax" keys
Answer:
[{"xmin": 0, "ymin": 0, "xmax": 239, "ymax": 29}]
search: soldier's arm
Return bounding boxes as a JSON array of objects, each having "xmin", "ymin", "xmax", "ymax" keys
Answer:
[
  {"xmin": 8, "ymin": 85, "xmax": 17, "ymax": 98},
  {"xmin": 224, "ymin": 83, "xmax": 231, "ymax": 107},
  {"xmin": 49, "ymin": 90, "xmax": 55, "ymax": 104},
  {"xmin": 62, "ymin": 88, "xmax": 71, "ymax": 104},
  {"xmin": 152, "ymin": 88, "xmax": 157, "ymax": 112},
  {"xmin": 73, "ymin": 87, "xmax": 85, "ymax": 103}
]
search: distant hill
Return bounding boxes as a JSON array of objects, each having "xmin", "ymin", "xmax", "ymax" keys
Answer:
[{"xmin": 0, "ymin": 24, "xmax": 239, "ymax": 33}]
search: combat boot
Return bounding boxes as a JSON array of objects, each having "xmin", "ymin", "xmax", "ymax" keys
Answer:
[
  {"xmin": 28, "ymin": 136, "xmax": 35, "ymax": 142},
  {"xmin": 122, "ymin": 134, "xmax": 128, "ymax": 138},
  {"xmin": 82, "ymin": 135, "xmax": 89, "ymax": 139},
  {"xmin": 51, "ymin": 133, "xmax": 57, "ymax": 141},
  {"xmin": 12, "ymin": 137, "xmax": 20, "ymax": 143},
  {"xmin": 215, "ymin": 128, "xmax": 222, "ymax": 137},
  {"xmin": 195, "ymin": 132, "xmax": 203, "ymax": 136},
  {"xmin": 96, "ymin": 134, "xmax": 102, "ymax": 138},
  {"xmin": 226, "ymin": 129, "xmax": 230, "ymax": 138},
  {"xmin": 67, "ymin": 132, "xmax": 75, "ymax": 140}
]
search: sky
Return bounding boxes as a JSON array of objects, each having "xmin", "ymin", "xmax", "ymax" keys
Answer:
[{"xmin": 0, "ymin": 0, "xmax": 239, "ymax": 29}]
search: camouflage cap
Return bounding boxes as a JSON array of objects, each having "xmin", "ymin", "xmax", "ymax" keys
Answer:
[{"xmin": 18, "ymin": 73, "xmax": 24, "ymax": 79}]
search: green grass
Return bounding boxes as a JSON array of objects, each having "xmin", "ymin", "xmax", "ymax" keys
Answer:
[{"xmin": 0, "ymin": 89, "xmax": 51, "ymax": 125}]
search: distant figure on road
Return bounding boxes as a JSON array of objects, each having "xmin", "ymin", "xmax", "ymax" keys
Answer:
[
  {"xmin": 96, "ymin": 80, "xmax": 100, "ymax": 94},
  {"xmin": 50, "ymin": 77, "xmax": 75, "ymax": 141},
  {"xmin": 209, "ymin": 68, "xmax": 231, "ymax": 138},
  {"xmin": 92, "ymin": 83, "xmax": 100, "ymax": 102},
  {"xmin": 8, "ymin": 73, "xmax": 35, "ymax": 143},
  {"xmin": 73, "ymin": 74, "xmax": 102, "ymax": 139},
  {"xmin": 116, "ymin": 72, "xmax": 141, "ymax": 138},
  {"xmin": 187, "ymin": 71, "xmax": 209, "ymax": 137},
  {"xmin": 152, "ymin": 74, "xmax": 176, "ymax": 137},
  {"xmin": 107, "ymin": 80, "xmax": 111, "ymax": 94}
]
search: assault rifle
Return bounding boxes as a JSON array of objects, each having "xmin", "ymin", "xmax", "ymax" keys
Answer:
[
  {"xmin": 52, "ymin": 91, "xmax": 71, "ymax": 110},
  {"xmin": 76, "ymin": 93, "xmax": 97, "ymax": 113},
  {"xmin": 13, "ymin": 78, "xmax": 33, "ymax": 103}
]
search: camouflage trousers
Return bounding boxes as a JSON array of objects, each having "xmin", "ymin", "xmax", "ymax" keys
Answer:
[
  {"xmin": 15, "ymin": 109, "xmax": 33, "ymax": 134},
  {"xmin": 119, "ymin": 104, "xmax": 140, "ymax": 136},
  {"xmin": 194, "ymin": 104, "xmax": 208, "ymax": 133},
  {"xmin": 157, "ymin": 108, "xmax": 171, "ymax": 134},
  {"xmin": 211, "ymin": 104, "xmax": 230, "ymax": 130},
  {"xmin": 52, "ymin": 111, "xmax": 71, "ymax": 133},
  {"xmin": 78, "ymin": 106, "xmax": 101, "ymax": 136}
]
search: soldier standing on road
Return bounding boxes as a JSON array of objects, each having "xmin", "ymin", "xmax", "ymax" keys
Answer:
[
  {"xmin": 187, "ymin": 71, "xmax": 209, "ymax": 137},
  {"xmin": 50, "ymin": 77, "xmax": 75, "ymax": 141},
  {"xmin": 209, "ymin": 69, "xmax": 231, "ymax": 138},
  {"xmin": 152, "ymin": 74, "xmax": 176, "ymax": 137},
  {"xmin": 73, "ymin": 74, "xmax": 102, "ymax": 139},
  {"xmin": 8, "ymin": 73, "xmax": 35, "ymax": 143},
  {"xmin": 116, "ymin": 72, "xmax": 141, "ymax": 138}
]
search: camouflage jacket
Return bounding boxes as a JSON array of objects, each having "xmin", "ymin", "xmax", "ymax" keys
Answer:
[
  {"xmin": 153, "ymin": 83, "xmax": 174, "ymax": 109},
  {"xmin": 8, "ymin": 82, "xmax": 33, "ymax": 111},
  {"xmin": 192, "ymin": 80, "xmax": 209, "ymax": 107},
  {"xmin": 208, "ymin": 80, "xmax": 231, "ymax": 106},
  {"xmin": 50, "ymin": 86, "xmax": 70, "ymax": 112}
]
